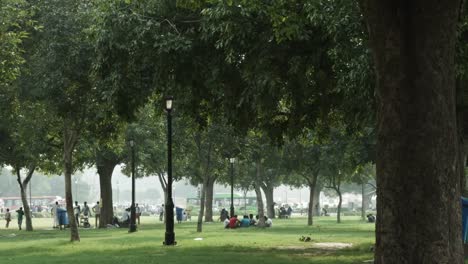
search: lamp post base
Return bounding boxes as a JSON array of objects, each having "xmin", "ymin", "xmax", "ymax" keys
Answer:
[
  {"xmin": 129, "ymin": 224, "xmax": 137, "ymax": 233},
  {"xmin": 164, "ymin": 232, "xmax": 176, "ymax": 246}
]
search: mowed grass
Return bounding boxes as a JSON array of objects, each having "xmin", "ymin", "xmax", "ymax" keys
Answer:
[{"xmin": 0, "ymin": 216, "xmax": 376, "ymax": 264}]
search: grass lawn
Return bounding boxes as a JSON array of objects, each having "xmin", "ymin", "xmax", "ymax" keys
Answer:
[{"xmin": 0, "ymin": 216, "xmax": 376, "ymax": 264}]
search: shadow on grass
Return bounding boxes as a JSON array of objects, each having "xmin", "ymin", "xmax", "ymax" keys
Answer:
[{"xmin": 1, "ymin": 243, "xmax": 374, "ymax": 264}]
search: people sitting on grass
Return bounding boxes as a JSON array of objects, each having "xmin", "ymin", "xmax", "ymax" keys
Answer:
[
  {"xmin": 249, "ymin": 214, "xmax": 256, "ymax": 226},
  {"xmin": 229, "ymin": 215, "xmax": 240, "ymax": 229},
  {"xmin": 264, "ymin": 216, "xmax": 272, "ymax": 227},
  {"xmin": 367, "ymin": 214, "xmax": 376, "ymax": 223},
  {"xmin": 240, "ymin": 215, "xmax": 250, "ymax": 227},
  {"xmin": 223, "ymin": 217, "xmax": 230, "ymax": 229}
]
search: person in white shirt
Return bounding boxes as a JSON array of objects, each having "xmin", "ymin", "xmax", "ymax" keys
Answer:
[
  {"xmin": 135, "ymin": 203, "xmax": 141, "ymax": 225},
  {"xmin": 51, "ymin": 202, "xmax": 59, "ymax": 228},
  {"xmin": 264, "ymin": 216, "xmax": 272, "ymax": 227},
  {"xmin": 223, "ymin": 218, "xmax": 230, "ymax": 229},
  {"xmin": 92, "ymin": 201, "xmax": 101, "ymax": 228},
  {"xmin": 73, "ymin": 201, "xmax": 81, "ymax": 226}
]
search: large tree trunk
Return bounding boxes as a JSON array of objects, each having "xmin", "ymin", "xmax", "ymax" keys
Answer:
[
  {"xmin": 261, "ymin": 184, "xmax": 275, "ymax": 219},
  {"xmin": 197, "ymin": 180, "xmax": 207, "ymax": 232},
  {"xmin": 96, "ymin": 152, "xmax": 118, "ymax": 228},
  {"xmin": 254, "ymin": 161, "xmax": 265, "ymax": 227},
  {"xmin": 312, "ymin": 184, "xmax": 321, "ymax": 217},
  {"xmin": 63, "ymin": 126, "xmax": 79, "ymax": 242},
  {"xmin": 15, "ymin": 165, "xmax": 35, "ymax": 231},
  {"xmin": 204, "ymin": 177, "xmax": 215, "ymax": 222},
  {"xmin": 306, "ymin": 172, "xmax": 318, "ymax": 226},
  {"xmin": 360, "ymin": 1, "xmax": 463, "ymax": 263}
]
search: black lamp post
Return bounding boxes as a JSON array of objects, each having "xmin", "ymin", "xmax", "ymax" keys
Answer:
[
  {"xmin": 229, "ymin": 157, "xmax": 235, "ymax": 217},
  {"xmin": 164, "ymin": 96, "xmax": 176, "ymax": 245},
  {"xmin": 129, "ymin": 139, "xmax": 137, "ymax": 233}
]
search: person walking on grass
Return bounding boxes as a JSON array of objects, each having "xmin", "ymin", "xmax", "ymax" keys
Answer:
[
  {"xmin": 74, "ymin": 201, "xmax": 81, "ymax": 227},
  {"xmin": 16, "ymin": 207, "xmax": 24, "ymax": 230},
  {"xmin": 5, "ymin": 208, "xmax": 11, "ymax": 228}
]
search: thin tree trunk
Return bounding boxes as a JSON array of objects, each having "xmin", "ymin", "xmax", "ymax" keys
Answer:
[
  {"xmin": 63, "ymin": 126, "xmax": 79, "ymax": 242},
  {"xmin": 157, "ymin": 173, "xmax": 167, "ymax": 223},
  {"xmin": 204, "ymin": 177, "xmax": 215, "ymax": 222},
  {"xmin": 96, "ymin": 155, "xmax": 118, "ymax": 228},
  {"xmin": 16, "ymin": 165, "xmax": 35, "ymax": 231},
  {"xmin": 197, "ymin": 180, "xmax": 207, "ymax": 232},
  {"xmin": 336, "ymin": 188, "xmax": 342, "ymax": 224},
  {"xmin": 157, "ymin": 173, "xmax": 168, "ymax": 205},
  {"xmin": 360, "ymin": 1, "xmax": 463, "ymax": 262},
  {"xmin": 254, "ymin": 161, "xmax": 265, "ymax": 227},
  {"xmin": 307, "ymin": 183, "xmax": 314, "ymax": 226},
  {"xmin": 261, "ymin": 184, "xmax": 275, "ymax": 219},
  {"xmin": 361, "ymin": 183, "xmax": 366, "ymax": 221}
]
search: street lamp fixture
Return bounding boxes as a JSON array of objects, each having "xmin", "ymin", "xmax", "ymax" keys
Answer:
[
  {"xmin": 229, "ymin": 157, "xmax": 235, "ymax": 218},
  {"xmin": 129, "ymin": 139, "xmax": 137, "ymax": 233},
  {"xmin": 164, "ymin": 96, "xmax": 176, "ymax": 245},
  {"xmin": 165, "ymin": 96, "xmax": 173, "ymax": 111}
]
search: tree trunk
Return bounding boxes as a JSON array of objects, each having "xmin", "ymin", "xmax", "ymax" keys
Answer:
[
  {"xmin": 361, "ymin": 183, "xmax": 366, "ymax": 221},
  {"xmin": 157, "ymin": 173, "xmax": 168, "ymax": 205},
  {"xmin": 204, "ymin": 177, "xmax": 215, "ymax": 222},
  {"xmin": 360, "ymin": 1, "xmax": 463, "ymax": 263},
  {"xmin": 96, "ymin": 153, "xmax": 118, "ymax": 228},
  {"xmin": 197, "ymin": 180, "xmax": 207, "ymax": 232},
  {"xmin": 261, "ymin": 185, "xmax": 275, "ymax": 219},
  {"xmin": 15, "ymin": 166, "xmax": 35, "ymax": 231},
  {"xmin": 312, "ymin": 184, "xmax": 321, "ymax": 216},
  {"xmin": 307, "ymin": 184, "xmax": 314, "ymax": 226},
  {"xmin": 254, "ymin": 161, "xmax": 265, "ymax": 227},
  {"xmin": 336, "ymin": 188, "xmax": 342, "ymax": 224},
  {"xmin": 63, "ymin": 126, "xmax": 79, "ymax": 242},
  {"xmin": 306, "ymin": 172, "xmax": 318, "ymax": 226}
]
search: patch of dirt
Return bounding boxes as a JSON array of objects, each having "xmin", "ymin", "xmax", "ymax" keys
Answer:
[
  {"xmin": 312, "ymin": 242, "xmax": 353, "ymax": 249},
  {"xmin": 276, "ymin": 242, "xmax": 353, "ymax": 251}
]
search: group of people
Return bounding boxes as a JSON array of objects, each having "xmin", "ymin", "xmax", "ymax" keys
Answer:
[
  {"xmin": 51, "ymin": 201, "xmax": 101, "ymax": 228},
  {"xmin": 3, "ymin": 207, "xmax": 25, "ymax": 230},
  {"xmin": 223, "ymin": 214, "xmax": 272, "ymax": 229},
  {"xmin": 278, "ymin": 206, "xmax": 293, "ymax": 218}
]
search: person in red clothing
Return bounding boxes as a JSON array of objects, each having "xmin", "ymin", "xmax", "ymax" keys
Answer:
[{"xmin": 229, "ymin": 215, "xmax": 240, "ymax": 229}]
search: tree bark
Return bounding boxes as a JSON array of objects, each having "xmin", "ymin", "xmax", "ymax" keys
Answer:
[
  {"xmin": 96, "ymin": 152, "xmax": 119, "ymax": 228},
  {"xmin": 361, "ymin": 183, "xmax": 366, "ymax": 221},
  {"xmin": 261, "ymin": 184, "xmax": 275, "ymax": 219},
  {"xmin": 197, "ymin": 180, "xmax": 207, "ymax": 232},
  {"xmin": 15, "ymin": 165, "xmax": 35, "ymax": 231},
  {"xmin": 336, "ymin": 187, "xmax": 342, "ymax": 224},
  {"xmin": 157, "ymin": 173, "xmax": 168, "ymax": 204},
  {"xmin": 312, "ymin": 184, "xmax": 321, "ymax": 216},
  {"xmin": 306, "ymin": 172, "xmax": 318, "ymax": 226},
  {"xmin": 254, "ymin": 161, "xmax": 265, "ymax": 227},
  {"xmin": 204, "ymin": 177, "xmax": 215, "ymax": 222},
  {"xmin": 63, "ymin": 126, "xmax": 79, "ymax": 242},
  {"xmin": 307, "ymin": 183, "xmax": 314, "ymax": 226},
  {"xmin": 359, "ymin": 1, "xmax": 463, "ymax": 263}
]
